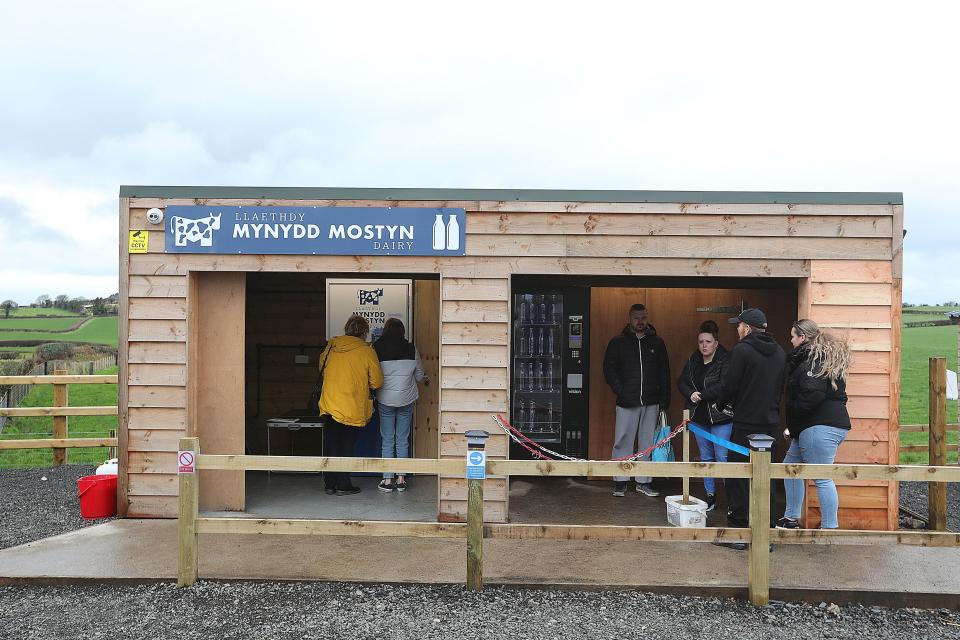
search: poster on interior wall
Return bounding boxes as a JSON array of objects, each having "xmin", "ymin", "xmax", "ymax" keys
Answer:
[
  {"xmin": 163, "ymin": 205, "xmax": 465, "ymax": 256},
  {"xmin": 326, "ymin": 279, "xmax": 412, "ymax": 342}
]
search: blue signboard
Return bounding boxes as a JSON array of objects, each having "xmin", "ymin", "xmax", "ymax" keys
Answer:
[
  {"xmin": 164, "ymin": 206, "xmax": 466, "ymax": 256},
  {"xmin": 466, "ymin": 450, "xmax": 487, "ymax": 480}
]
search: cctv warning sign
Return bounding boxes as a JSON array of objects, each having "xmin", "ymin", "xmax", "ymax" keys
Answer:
[{"xmin": 128, "ymin": 230, "xmax": 148, "ymax": 253}]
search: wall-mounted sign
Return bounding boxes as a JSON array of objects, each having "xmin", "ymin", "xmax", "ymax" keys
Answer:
[
  {"xmin": 163, "ymin": 205, "xmax": 465, "ymax": 256},
  {"xmin": 128, "ymin": 230, "xmax": 148, "ymax": 253},
  {"xmin": 326, "ymin": 279, "xmax": 412, "ymax": 342}
]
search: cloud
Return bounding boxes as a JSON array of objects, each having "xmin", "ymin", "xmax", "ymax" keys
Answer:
[{"xmin": 1, "ymin": 1, "xmax": 958, "ymax": 303}]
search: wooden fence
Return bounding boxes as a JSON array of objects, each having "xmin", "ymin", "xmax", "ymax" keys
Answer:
[
  {"xmin": 177, "ymin": 434, "xmax": 960, "ymax": 606},
  {"xmin": 0, "ymin": 372, "xmax": 119, "ymax": 462}
]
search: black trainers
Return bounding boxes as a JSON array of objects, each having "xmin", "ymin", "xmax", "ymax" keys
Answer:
[
  {"xmin": 324, "ymin": 487, "xmax": 336, "ymax": 496},
  {"xmin": 712, "ymin": 541, "xmax": 748, "ymax": 551},
  {"xmin": 336, "ymin": 486, "xmax": 361, "ymax": 496},
  {"xmin": 612, "ymin": 481, "xmax": 627, "ymax": 497},
  {"xmin": 705, "ymin": 494, "xmax": 716, "ymax": 512},
  {"xmin": 775, "ymin": 517, "xmax": 800, "ymax": 530},
  {"xmin": 378, "ymin": 479, "xmax": 395, "ymax": 493},
  {"xmin": 396, "ymin": 476, "xmax": 408, "ymax": 492}
]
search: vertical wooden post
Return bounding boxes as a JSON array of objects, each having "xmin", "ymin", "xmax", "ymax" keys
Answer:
[
  {"xmin": 747, "ymin": 436, "xmax": 773, "ymax": 607},
  {"xmin": 178, "ymin": 437, "xmax": 199, "ymax": 587},
  {"xmin": 464, "ymin": 430, "xmax": 489, "ymax": 591},
  {"xmin": 928, "ymin": 357, "xmax": 947, "ymax": 531},
  {"xmin": 682, "ymin": 409, "xmax": 691, "ymax": 504},
  {"xmin": 52, "ymin": 368, "xmax": 68, "ymax": 466},
  {"xmin": 109, "ymin": 429, "xmax": 117, "ymax": 459}
]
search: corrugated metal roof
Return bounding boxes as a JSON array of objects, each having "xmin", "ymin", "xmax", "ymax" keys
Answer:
[{"xmin": 119, "ymin": 186, "xmax": 903, "ymax": 205}]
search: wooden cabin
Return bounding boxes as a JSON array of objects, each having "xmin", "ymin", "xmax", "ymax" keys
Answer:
[{"xmin": 118, "ymin": 187, "xmax": 903, "ymax": 530}]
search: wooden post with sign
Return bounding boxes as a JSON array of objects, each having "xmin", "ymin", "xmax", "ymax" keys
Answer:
[
  {"xmin": 929, "ymin": 357, "xmax": 947, "ymax": 531},
  {"xmin": 52, "ymin": 369, "xmax": 68, "ymax": 466},
  {"xmin": 747, "ymin": 434, "xmax": 774, "ymax": 607},
  {"xmin": 178, "ymin": 437, "xmax": 199, "ymax": 587},
  {"xmin": 464, "ymin": 430, "xmax": 489, "ymax": 591},
  {"xmin": 682, "ymin": 410, "xmax": 691, "ymax": 504}
]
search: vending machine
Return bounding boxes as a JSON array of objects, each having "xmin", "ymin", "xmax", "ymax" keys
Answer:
[{"xmin": 510, "ymin": 287, "xmax": 590, "ymax": 458}]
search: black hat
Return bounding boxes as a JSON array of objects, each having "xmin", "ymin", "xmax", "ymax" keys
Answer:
[{"xmin": 728, "ymin": 308, "xmax": 767, "ymax": 329}]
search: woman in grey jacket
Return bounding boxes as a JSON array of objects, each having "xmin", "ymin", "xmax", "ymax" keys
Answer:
[{"xmin": 372, "ymin": 318, "xmax": 426, "ymax": 492}]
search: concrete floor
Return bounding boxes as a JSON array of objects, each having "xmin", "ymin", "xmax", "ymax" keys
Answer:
[
  {"xmin": 237, "ymin": 473, "xmax": 745, "ymax": 526},
  {"xmin": 2, "ymin": 519, "xmax": 958, "ymax": 607}
]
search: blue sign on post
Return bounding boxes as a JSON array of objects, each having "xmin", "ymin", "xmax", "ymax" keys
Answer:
[
  {"xmin": 164, "ymin": 206, "xmax": 466, "ymax": 256},
  {"xmin": 466, "ymin": 450, "xmax": 486, "ymax": 480}
]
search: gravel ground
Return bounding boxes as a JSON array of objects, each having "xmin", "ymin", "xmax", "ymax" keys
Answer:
[
  {"xmin": 898, "ymin": 481, "xmax": 960, "ymax": 531},
  {"xmin": 0, "ymin": 466, "xmax": 114, "ymax": 550},
  {"xmin": 1, "ymin": 468, "xmax": 958, "ymax": 638},
  {"xmin": 1, "ymin": 582, "xmax": 959, "ymax": 640}
]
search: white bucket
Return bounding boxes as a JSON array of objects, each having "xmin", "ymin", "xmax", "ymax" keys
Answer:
[
  {"xmin": 665, "ymin": 495, "xmax": 708, "ymax": 528},
  {"xmin": 96, "ymin": 458, "xmax": 119, "ymax": 476}
]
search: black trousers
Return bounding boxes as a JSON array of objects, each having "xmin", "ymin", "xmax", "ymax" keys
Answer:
[
  {"xmin": 726, "ymin": 426, "xmax": 777, "ymax": 529},
  {"xmin": 324, "ymin": 417, "xmax": 359, "ymax": 491}
]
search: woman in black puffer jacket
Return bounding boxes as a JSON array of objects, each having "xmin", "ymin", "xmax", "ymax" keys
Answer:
[
  {"xmin": 776, "ymin": 319, "xmax": 852, "ymax": 530},
  {"xmin": 677, "ymin": 320, "xmax": 734, "ymax": 512}
]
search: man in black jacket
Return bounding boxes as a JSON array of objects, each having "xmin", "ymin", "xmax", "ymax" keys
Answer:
[
  {"xmin": 701, "ymin": 308, "xmax": 785, "ymax": 539},
  {"xmin": 603, "ymin": 304, "xmax": 671, "ymax": 497}
]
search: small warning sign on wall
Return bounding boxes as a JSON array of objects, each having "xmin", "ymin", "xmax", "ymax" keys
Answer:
[{"xmin": 128, "ymin": 230, "xmax": 148, "ymax": 253}]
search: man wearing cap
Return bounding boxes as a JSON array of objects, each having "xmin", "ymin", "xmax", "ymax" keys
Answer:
[
  {"xmin": 700, "ymin": 308, "xmax": 785, "ymax": 541},
  {"xmin": 603, "ymin": 303, "xmax": 671, "ymax": 498}
]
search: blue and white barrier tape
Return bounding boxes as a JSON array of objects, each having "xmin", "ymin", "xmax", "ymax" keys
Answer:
[{"xmin": 686, "ymin": 423, "xmax": 751, "ymax": 457}]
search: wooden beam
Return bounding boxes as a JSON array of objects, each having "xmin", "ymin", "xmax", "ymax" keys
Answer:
[
  {"xmin": 484, "ymin": 523, "xmax": 751, "ymax": 542},
  {"xmin": 487, "ymin": 459, "xmax": 753, "ymax": 478},
  {"xmin": 0, "ymin": 406, "xmax": 118, "ymax": 417},
  {"xmin": 773, "ymin": 529, "xmax": 960, "ymax": 547},
  {"xmin": 0, "ymin": 438, "xmax": 118, "ymax": 450},
  {"xmin": 196, "ymin": 518, "xmax": 467, "ymax": 538},
  {"xmin": 197, "ymin": 454, "xmax": 464, "ymax": 475},
  {"xmin": 929, "ymin": 357, "xmax": 948, "ymax": 531},
  {"xmin": 0, "ymin": 375, "xmax": 118, "ymax": 385},
  {"xmin": 748, "ymin": 448, "xmax": 772, "ymax": 607},
  {"xmin": 770, "ymin": 463, "xmax": 960, "ymax": 482},
  {"xmin": 52, "ymin": 369, "xmax": 68, "ymax": 466},
  {"xmin": 178, "ymin": 437, "xmax": 199, "ymax": 587}
]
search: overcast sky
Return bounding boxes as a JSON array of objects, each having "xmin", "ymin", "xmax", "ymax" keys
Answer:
[{"xmin": 1, "ymin": 1, "xmax": 957, "ymax": 305}]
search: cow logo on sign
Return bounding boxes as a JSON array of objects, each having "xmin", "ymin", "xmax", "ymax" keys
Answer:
[
  {"xmin": 170, "ymin": 212, "xmax": 222, "ymax": 247},
  {"xmin": 358, "ymin": 289, "xmax": 384, "ymax": 305}
]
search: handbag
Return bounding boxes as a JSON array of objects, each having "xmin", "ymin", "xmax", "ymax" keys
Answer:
[
  {"xmin": 306, "ymin": 347, "xmax": 332, "ymax": 414},
  {"xmin": 650, "ymin": 411, "xmax": 675, "ymax": 462}
]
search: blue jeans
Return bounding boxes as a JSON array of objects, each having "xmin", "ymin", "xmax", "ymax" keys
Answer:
[
  {"xmin": 690, "ymin": 421, "xmax": 733, "ymax": 495},
  {"xmin": 379, "ymin": 402, "xmax": 414, "ymax": 479},
  {"xmin": 783, "ymin": 425, "xmax": 849, "ymax": 529}
]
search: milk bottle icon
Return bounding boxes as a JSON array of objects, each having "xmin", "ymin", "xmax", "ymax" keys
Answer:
[
  {"xmin": 446, "ymin": 214, "xmax": 460, "ymax": 251},
  {"xmin": 432, "ymin": 212, "xmax": 461, "ymax": 251},
  {"xmin": 432, "ymin": 214, "xmax": 445, "ymax": 250}
]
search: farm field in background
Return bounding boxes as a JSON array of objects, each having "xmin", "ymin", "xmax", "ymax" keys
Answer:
[
  {"xmin": 4, "ymin": 307, "xmax": 78, "ymax": 317},
  {"xmin": 0, "ymin": 316, "xmax": 84, "ymax": 330},
  {"xmin": 0, "ymin": 366, "xmax": 118, "ymax": 468},
  {"xmin": 898, "ymin": 305, "xmax": 958, "ymax": 465},
  {"xmin": 0, "ymin": 316, "xmax": 118, "ymax": 345}
]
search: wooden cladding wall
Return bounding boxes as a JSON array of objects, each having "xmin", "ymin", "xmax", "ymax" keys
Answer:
[{"xmin": 123, "ymin": 198, "xmax": 899, "ymax": 528}]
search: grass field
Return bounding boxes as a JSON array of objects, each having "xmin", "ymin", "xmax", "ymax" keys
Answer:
[
  {"xmin": 0, "ymin": 316, "xmax": 118, "ymax": 345},
  {"xmin": 898, "ymin": 309, "xmax": 958, "ymax": 464},
  {"xmin": 0, "ymin": 316, "xmax": 83, "ymax": 330},
  {"xmin": 4, "ymin": 307, "xmax": 79, "ymax": 317},
  {"xmin": 0, "ymin": 366, "xmax": 118, "ymax": 468}
]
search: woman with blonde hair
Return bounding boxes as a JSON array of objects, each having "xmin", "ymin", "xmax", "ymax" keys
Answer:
[
  {"xmin": 777, "ymin": 319, "xmax": 852, "ymax": 530},
  {"xmin": 317, "ymin": 314, "xmax": 383, "ymax": 496}
]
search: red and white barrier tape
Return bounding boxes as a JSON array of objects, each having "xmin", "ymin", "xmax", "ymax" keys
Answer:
[{"xmin": 492, "ymin": 413, "xmax": 687, "ymax": 463}]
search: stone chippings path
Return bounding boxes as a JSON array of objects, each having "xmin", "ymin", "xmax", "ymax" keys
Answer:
[
  {"xmin": 1, "ymin": 582, "xmax": 959, "ymax": 640},
  {"xmin": 0, "ymin": 466, "xmax": 114, "ymax": 550}
]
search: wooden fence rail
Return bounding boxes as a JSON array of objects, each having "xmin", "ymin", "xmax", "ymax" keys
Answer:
[
  {"xmin": 0, "ymin": 373, "xmax": 119, "ymax": 460},
  {"xmin": 178, "ymin": 435, "xmax": 960, "ymax": 605}
]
